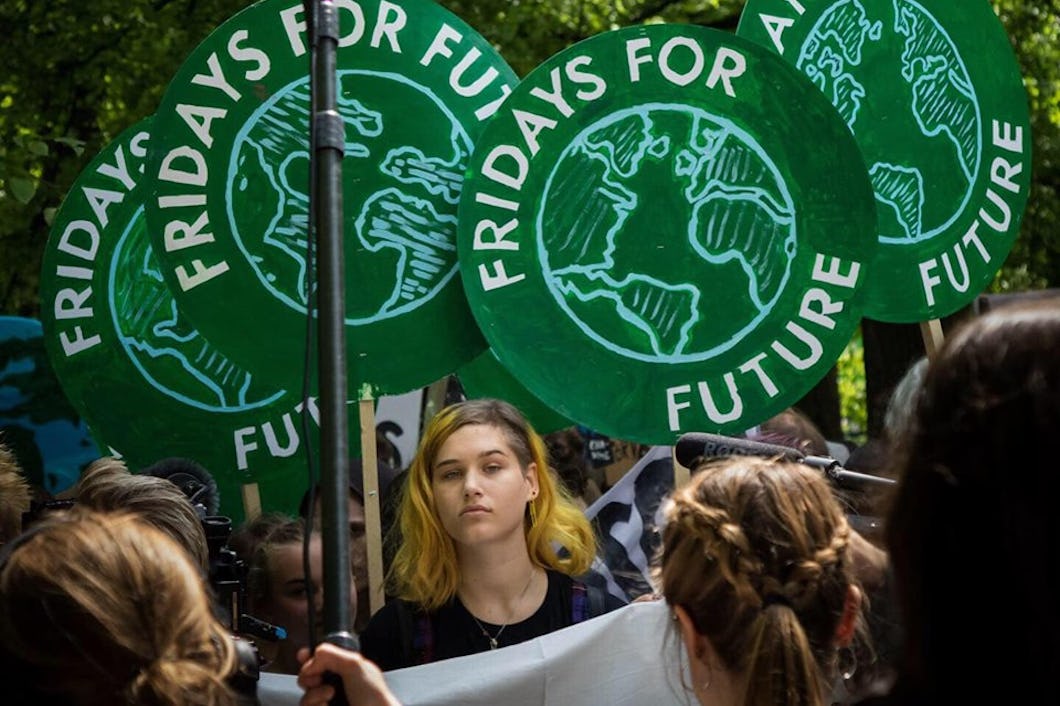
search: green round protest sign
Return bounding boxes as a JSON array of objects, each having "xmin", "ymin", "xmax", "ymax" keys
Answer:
[
  {"xmin": 41, "ymin": 119, "xmax": 361, "ymax": 522},
  {"xmin": 458, "ymin": 25, "xmax": 877, "ymax": 444},
  {"xmin": 457, "ymin": 349, "xmax": 573, "ymax": 434},
  {"xmin": 145, "ymin": 0, "xmax": 518, "ymax": 394},
  {"xmin": 738, "ymin": 0, "xmax": 1032, "ymax": 322}
]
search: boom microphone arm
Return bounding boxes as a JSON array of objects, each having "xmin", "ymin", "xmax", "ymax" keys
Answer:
[{"xmin": 675, "ymin": 432, "xmax": 896, "ymax": 491}]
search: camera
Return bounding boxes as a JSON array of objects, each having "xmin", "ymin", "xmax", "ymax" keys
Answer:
[
  {"xmin": 203, "ymin": 515, "xmax": 246, "ymax": 632},
  {"xmin": 202, "ymin": 515, "xmax": 288, "ymax": 706}
]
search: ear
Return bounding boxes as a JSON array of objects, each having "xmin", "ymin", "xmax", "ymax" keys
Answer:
[
  {"xmin": 834, "ymin": 584, "xmax": 862, "ymax": 647},
  {"xmin": 674, "ymin": 604, "xmax": 709, "ymax": 665},
  {"xmin": 524, "ymin": 461, "xmax": 540, "ymax": 499}
]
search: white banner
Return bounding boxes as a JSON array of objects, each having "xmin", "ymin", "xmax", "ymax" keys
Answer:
[{"xmin": 258, "ymin": 600, "xmax": 691, "ymax": 706}]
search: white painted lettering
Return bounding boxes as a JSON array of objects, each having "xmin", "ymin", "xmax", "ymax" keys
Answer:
[
  {"xmin": 60, "ymin": 327, "xmax": 101, "ymax": 357},
  {"xmin": 371, "ymin": 1, "xmax": 405, "ymax": 51},
  {"xmin": 159, "ymin": 146, "xmax": 208, "ymax": 187},
  {"xmin": 164, "ymin": 212, "xmax": 214, "ymax": 252},
  {"xmin": 57, "ymin": 220, "xmax": 99, "ymax": 261},
  {"xmin": 176, "ymin": 260, "xmax": 230, "ymax": 291},
  {"xmin": 705, "ymin": 47, "xmax": 746, "ymax": 98},
  {"xmin": 263, "ymin": 413, "xmax": 299, "ymax": 457},
  {"xmin": 420, "ymin": 23, "xmax": 460, "ymax": 66},
  {"xmin": 481, "ymin": 145, "xmax": 528, "ymax": 191},
  {"xmin": 530, "ymin": 67, "xmax": 575, "ymax": 119},
  {"xmin": 565, "ymin": 55, "xmax": 607, "ymax": 101},
  {"xmin": 336, "ymin": 0, "xmax": 367, "ymax": 48},
  {"xmin": 81, "ymin": 187, "xmax": 123, "ymax": 229},
  {"xmin": 798, "ymin": 288, "xmax": 841, "ymax": 330},
  {"xmin": 473, "ymin": 84, "xmax": 512, "ymax": 121},
  {"xmin": 475, "ymin": 191, "xmax": 520, "ymax": 212},
  {"xmin": 626, "ymin": 37, "xmax": 653, "ymax": 82},
  {"xmin": 738, "ymin": 353, "xmax": 779, "ymax": 398},
  {"xmin": 771, "ymin": 321, "xmax": 823, "ymax": 370},
  {"xmin": 659, "ymin": 36, "xmax": 704, "ymax": 87},
  {"xmin": 697, "ymin": 375, "xmax": 743, "ymax": 424},
  {"xmin": 234, "ymin": 426, "xmax": 258, "ymax": 471},
  {"xmin": 666, "ymin": 384, "xmax": 693, "ymax": 431},
  {"xmin": 992, "ymin": 119, "xmax": 1023, "ymax": 154},
  {"xmin": 919, "ymin": 259, "xmax": 942, "ymax": 307},
  {"xmin": 280, "ymin": 5, "xmax": 308, "ymax": 57},
  {"xmin": 175, "ymin": 104, "xmax": 228, "ymax": 150},
  {"xmin": 54, "ymin": 287, "xmax": 93, "ymax": 320},
  {"xmin": 512, "ymin": 109, "xmax": 557, "ymax": 157},
  {"xmin": 228, "ymin": 29, "xmax": 270, "ymax": 81},
  {"xmin": 472, "ymin": 219, "xmax": 519, "ymax": 251},
  {"xmin": 96, "ymin": 145, "xmax": 137, "ymax": 191},
  {"xmin": 811, "ymin": 254, "xmax": 860, "ymax": 288},
  {"xmin": 191, "ymin": 53, "xmax": 241, "ymax": 102},
  {"xmin": 478, "ymin": 261, "xmax": 525, "ymax": 291}
]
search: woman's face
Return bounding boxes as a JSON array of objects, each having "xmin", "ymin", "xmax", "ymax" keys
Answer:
[
  {"xmin": 430, "ymin": 424, "xmax": 538, "ymax": 551},
  {"xmin": 260, "ymin": 534, "xmax": 356, "ymax": 661}
]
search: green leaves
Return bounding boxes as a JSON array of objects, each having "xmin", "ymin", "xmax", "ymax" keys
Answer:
[{"xmin": 8, "ymin": 176, "xmax": 36, "ymax": 204}]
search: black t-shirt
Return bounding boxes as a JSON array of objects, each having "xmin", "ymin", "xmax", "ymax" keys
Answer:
[{"xmin": 360, "ymin": 570, "xmax": 626, "ymax": 671}]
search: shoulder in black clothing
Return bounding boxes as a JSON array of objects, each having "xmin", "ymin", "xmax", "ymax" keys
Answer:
[
  {"xmin": 360, "ymin": 570, "xmax": 627, "ymax": 671},
  {"xmin": 359, "ymin": 597, "xmax": 420, "ymax": 672}
]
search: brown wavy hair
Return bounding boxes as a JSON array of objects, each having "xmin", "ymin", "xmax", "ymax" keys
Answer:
[
  {"xmin": 0, "ymin": 509, "xmax": 238, "ymax": 706},
  {"xmin": 661, "ymin": 456, "xmax": 860, "ymax": 706}
]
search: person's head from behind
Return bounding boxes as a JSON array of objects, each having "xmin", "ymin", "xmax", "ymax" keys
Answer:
[
  {"xmin": 246, "ymin": 517, "xmax": 354, "ymax": 674},
  {"xmin": 886, "ymin": 298, "xmax": 1060, "ymax": 695},
  {"xmin": 76, "ymin": 456, "xmax": 209, "ymax": 572},
  {"xmin": 661, "ymin": 456, "xmax": 862, "ymax": 706},
  {"xmin": 390, "ymin": 398, "xmax": 595, "ymax": 610},
  {"xmin": 0, "ymin": 509, "xmax": 239, "ymax": 706},
  {"xmin": 749, "ymin": 406, "xmax": 830, "ymax": 457},
  {"xmin": 0, "ymin": 442, "xmax": 32, "ymax": 543}
]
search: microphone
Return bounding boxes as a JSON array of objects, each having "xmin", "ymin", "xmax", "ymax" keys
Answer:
[
  {"xmin": 675, "ymin": 432, "xmax": 802, "ymax": 468},
  {"xmin": 142, "ymin": 456, "xmax": 221, "ymax": 517},
  {"xmin": 675, "ymin": 432, "xmax": 895, "ymax": 491}
]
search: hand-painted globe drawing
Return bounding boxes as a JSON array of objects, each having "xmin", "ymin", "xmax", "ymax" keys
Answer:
[
  {"xmin": 797, "ymin": 0, "xmax": 979, "ymax": 244},
  {"xmin": 539, "ymin": 105, "xmax": 797, "ymax": 363},
  {"xmin": 228, "ymin": 70, "xmax": 472, "ymax": 324}
]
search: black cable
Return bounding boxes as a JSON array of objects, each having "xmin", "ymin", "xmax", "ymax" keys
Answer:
[{"xmin": 301, "ymin": 0, "xmax": 321, "ymax": 657}]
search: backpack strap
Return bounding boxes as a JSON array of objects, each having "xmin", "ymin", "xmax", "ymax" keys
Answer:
[
  {"xmin": 571, "ymin": 578, "xmax": 610, "ymax": 624},
  {"xmin": 571, "ymin": 580, "xmax": 590, "ymax": 623}
]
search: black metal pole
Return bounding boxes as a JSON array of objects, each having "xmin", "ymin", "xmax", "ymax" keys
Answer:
[{"xmin": 307, "ymin": 0, "xmax": 356, "ymax": 658}]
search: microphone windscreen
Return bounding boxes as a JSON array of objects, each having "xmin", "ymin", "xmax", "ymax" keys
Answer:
[
  {"xmin": 142, "ymin": 457, "xmax": 221, "ymax": 516},
  {"xmin": 675, "ymin": 432, "xmax": 806, "ymax": 469}
]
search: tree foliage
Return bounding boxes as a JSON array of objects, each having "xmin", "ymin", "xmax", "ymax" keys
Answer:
[
  {"xmin": 1, "ymin": 0, "xmax": 1057, "ymax": 318},
  {"xmin": 0, "ymin": 0, "xmax": 253, "ymax": 316}
]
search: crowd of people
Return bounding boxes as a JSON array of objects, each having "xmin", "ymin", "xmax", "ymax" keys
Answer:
[{"xmin": 0, "ymin": 296, "xmax": 1057, "ymax": 705}]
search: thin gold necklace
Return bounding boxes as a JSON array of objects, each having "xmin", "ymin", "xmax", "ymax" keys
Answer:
[{"xmin": 468, "ymin": 569, "xmax": 537, "ymax": 650}]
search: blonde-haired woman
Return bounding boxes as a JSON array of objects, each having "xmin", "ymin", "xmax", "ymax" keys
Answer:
[
  {"xmin": 662, "ymin": 456, "xmax": 866, "ymax": 706},
  {"xmin": 0, "ymin": 508, "xmax": 253, "ymax": 706},
  {"xmin": 361, "ymin": 397, "xmax": 624, "ymax": 670}
]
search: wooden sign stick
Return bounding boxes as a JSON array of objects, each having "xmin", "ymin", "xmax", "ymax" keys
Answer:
[
  {"xmin": 241, "ymin": 482, "xmax": 262, "ymax": 522},
  {"xmin": 359, "ymin": 388, "xmax": 386, "ymax": 617},
  {"xmin": 919, "ymin": 318, "xmax": 946, "ymax": 360}
]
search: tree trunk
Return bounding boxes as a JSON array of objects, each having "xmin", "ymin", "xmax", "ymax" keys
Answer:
[
  {"xmin": 796, "ymin": 366, "xmax": 842, "ymax": 441},
  {"xmin": 861, "ymin": 318, "xmax": 926, "ymax": 439}
]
